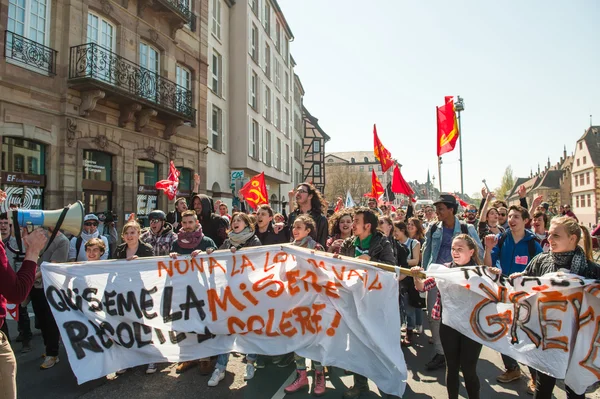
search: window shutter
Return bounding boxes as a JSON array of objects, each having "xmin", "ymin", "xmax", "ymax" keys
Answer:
[
  {"xmin": 259, "ymin": 125, "xmax": 264, "ymax": 162},
  {"xmin": 248, "ymin": 117, "xmax": 253, "ymax": 157},
  {"xmin": 207, "ymin": 100, "xmax": 213, "ymax": 148},
  {"xmin": 221, "ymin": 109, "xmax": 227, "ymax": 154}
]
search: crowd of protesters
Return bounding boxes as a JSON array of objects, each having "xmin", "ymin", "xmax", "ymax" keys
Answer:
[{"xmin": 1, "ymin": 177, "xmax": 598, "ymax": 399}]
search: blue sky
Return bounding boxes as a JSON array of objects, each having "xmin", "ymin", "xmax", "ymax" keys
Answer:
[{"xmin": 279, "ymin": 0, "xmax": 600, "ymax": 197}]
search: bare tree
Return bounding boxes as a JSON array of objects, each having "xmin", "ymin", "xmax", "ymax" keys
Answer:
[{"xmin": 324, "ymin": 165, "xmax": 372, "ymax": 203}]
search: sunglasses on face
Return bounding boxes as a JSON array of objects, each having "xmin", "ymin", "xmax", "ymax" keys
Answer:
[
  {"xmin": 466, "ymin": 210, "xmax": 477, "ymax": 214},
  {"xmin": 150, "ymin": 219, "xmax": 162, "ymax": 224},
  {"xmin": 498, "ymin": 213, "xmax": 507, "ymax": 217},
  {"xmin": 296, "ymin": 189, "xmax": 308, "ymax": 194},
  {"xmin": 84, "ymin": 222, "xmax": 98, "ymax": 227}
]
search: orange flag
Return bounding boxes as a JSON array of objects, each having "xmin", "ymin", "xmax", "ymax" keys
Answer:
[
  {"xmin": 239, "ymin": 172, "xmax": 269, "ymax": 210},
  {"xmin": 364, "ymin": 170, "xmax": 385, "ymax": 199},
  {"xmin": 436, "ymin": 96, "xmax": 459, "ymax": 156},
  {"xmin": 373, "ymin": 124, "xmax": 394, "ymax": 172}
]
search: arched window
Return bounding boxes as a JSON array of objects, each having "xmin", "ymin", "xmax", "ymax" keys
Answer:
[
  {"xmin": 364, "ymin": 157, "xmax": 369, "ymax": 163},
  {"xmin": 350, "ymin": 157, "xmax": 355, "ymax": 163}
]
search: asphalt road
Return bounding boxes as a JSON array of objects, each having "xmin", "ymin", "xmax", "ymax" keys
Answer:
[{"xmin": 6, "ymin": 316, "xmax": 599, "ymax": 399}]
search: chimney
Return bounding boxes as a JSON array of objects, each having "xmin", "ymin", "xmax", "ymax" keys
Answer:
[
  {"xmin": 537, "ymin": 163, "xmax": 540, "ymax": 175},
  {"xmin": 564, "ymin": 145, "xmax": 567, "ymax": 160},
  {"xmin": 547, "ymin": 157, "xmax": 551, "ymax": 170}
]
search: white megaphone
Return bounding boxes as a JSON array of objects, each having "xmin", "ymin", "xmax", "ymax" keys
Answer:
[{"xmin": 10, "ymin": 201, "xmax": 84, "ymax": 237}]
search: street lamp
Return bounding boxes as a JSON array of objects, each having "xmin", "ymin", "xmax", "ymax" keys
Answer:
[{"xmin": 455, "ymin": 96, "xmax": 465, "ymax": 196}]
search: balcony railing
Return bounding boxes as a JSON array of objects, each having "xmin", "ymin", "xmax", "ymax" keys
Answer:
[
  {"xmin": 68, "ymin": 43, "xmax": 195, "ymax": 122},
  {"xmin": 4, "ymin": 30, "xmax": 57, "ymax": 75},
  {"xmin": 160, "ymin": 0, "xmax": 192, "ymax": 22}
]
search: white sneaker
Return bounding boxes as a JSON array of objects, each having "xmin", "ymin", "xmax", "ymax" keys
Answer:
[
  {"xmin": 208, "ymin": 368, "xmax": 225, "ymax": 387},
  {"xmin": 415, "ymin": 325, "xmax": 423, "ymax": 334},
  {"xmin": 243, "ymin": 363, "xmax": 255, "ymax": 380},
  {"xmin": 146, "ymin": 363, "xmax": 157, "ymax": 374}
]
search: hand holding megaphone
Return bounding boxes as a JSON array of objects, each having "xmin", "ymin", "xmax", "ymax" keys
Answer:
[{"xmin": 22, "ymin": 228, "xmax": 48, "ymax": 260}]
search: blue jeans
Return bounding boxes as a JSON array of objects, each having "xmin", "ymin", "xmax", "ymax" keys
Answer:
[
  {"xmin": 401, "ymin": 293, "xmax": 423, "ymax": 330},
  {"xmin": 216, "ymin": 353, "xmax": 257, "ymax": 371}
]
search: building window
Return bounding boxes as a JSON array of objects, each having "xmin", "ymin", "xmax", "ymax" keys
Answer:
[
  {"xmin": 176, "ymin": 167, "xmax": 192, "ymax": 193},
  {"xmin": 264, "ymin": 86, "xmax": 271, "ymax": 121},
  {"xmin": 283, "ymin": 37, "xmax": 288, "ymax": 65},
  {"xmin": 275, "ymin": 20, "xmax": 281, "ymax": 52},
  {"xmin": 8, "ymin": 0, "xmax": 51, "ymax": 46},
  {"xmin": 265, "ymin": 130, "xmax": 272, "ymax": 166},
  {"xmin": 275, "ymin": 61, "xmax": 281, "ymax": 90},
  {"xmin": 587, "ymin": 194, "xmax": 592, "ymax": 207},
  {"xmin": 583, "ymin": 156, "xmax": 587, "ymax": 164},
  {"xmin": 359, "ymin": 165, "xmax": 364, "ymax": 171},
  {"xmin": 378, "ymin": 165, "xmax": 382, "ymax": 171},
  {"xmin": 249, "ymin": 119, "xmax": 258, "ymax": 158},
  {"xmin": 139, "ymin": 42, "xmax": 160, "ymax": 102},
  {"xmin": 249, "ymin": 0, "xmax": 258, "ymax": 16},
  {"xmin": 263, "ymin": 1, "xmax": 271, "ymax": 36},
  {"xmin": 284, "ymin": 71, "xmax": 289, "ymax": 100},
  {"xmin": 586, "ymin": 172, "xmax": 590, "ymax": 185},
  {"xmin": 211, "ymin": 0, "xmax": 221, "ymax": 39},
  {"xmin": 14, "ymin": 155, "xmax": 24, "ymax": 173},
  {"xmin": 575, "ymin": 175, "xmax": 579, "ymax": 187},
  {"xmin": 576, "ymin": 196, "xmax": 580, "ymax": 208},
  {"xmin": 211, "ymin": 104, "xmax": 223, "ymax": 152},
  {"xmin": 249, "ymin": 70, "xmax": 258, "ymax": 109},
  {"xmin": 211, "ymin": 50, "xmax": 222, "ymax": 96},
  {"xmin": 2, "ymin": 137, "xmax": 45, "ymax": 175},
  {"xmin": 577, "ymin": 159, "xmax": 580, "ymax": 167},
  {"xmin": 580, "ymin": 175, "xmax": 585, "ymax": 186},
  {"xmin": 87, "ymin": 13, "xmax": 115, "ymax": 83},
  {"xmin": 350, "ymin": 157, "xmax": 355, "ymax": 163},
  {"xmin": 176, "ymin": 64, "xmax": 191, "ymax": 114},
  {"xmin": 284, "ymin": 107, "xmax": 289, "ymax": 136},
  {"xmin": 264, "ymin": 43, "xmax": 271, "ymax": 79},
  {"xmin": 137, "ymin": 160, "xmax": 159, "ymax": 186},
  {"xmin": 27, "ymin": 157, "xmax": 38, "ymax": 174},
  {"xmin": 579, "ymin": 142, "xmax": 583, "ymax": 150},
  {"xmin": 276, "ymin": 137, "xmax": 282, "ymax": 170},
  {"xmin": 83, "ymin": 150, "xmax": 112, "ymax": 181},
  {"xmin": 285, "ymin": 144, "xmax": 290, "ymax": 173},
  {"xmin": 314, "ymin": 164, "xmax": 321, "ymax": 176},
  {"xmin": 313, "ymin": 140, "xmax": 320, "ymax": 153},
  {"xmin": 250, "ymin": 24, "xmax": 258, "ymax": 62},
  {"xmin": 275, "ymin": 98, "xmax": 281, "ymax": 129},
  {"xmin": 368, "ymin": 165, "xmax": 373, "ymax": 171}
]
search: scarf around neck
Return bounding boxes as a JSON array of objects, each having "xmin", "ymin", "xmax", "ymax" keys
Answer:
[
  {"xmin": 228, "ymin": 227, "xmax": 255, "ymax": 248},
  {"xmin": 294, "ymin": 236, "xmax": 318, "ymax": 249},
  {"xmin": 176, "ymin": 226, "xmax": 204, "ymax": 249},
  {"xmin": 81, "ymin": 230, "xmax": 99, "ymax": 242},
  {"xmin": 550, "ymin": 246, "xmax": 589, "ymax": 276}
]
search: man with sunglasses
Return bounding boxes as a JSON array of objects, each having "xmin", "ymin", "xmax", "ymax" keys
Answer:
[
  {"xmin": 465, "ymin": 204, "xmax": 479, "ymax": 225},
  {"xmin": 68, "ymin": 214, "xmax": 109, "ymax": 261},
  {"xmin": 140, "ymin": 210, "xmax": 177, "ymax": 256},
  {"xmin": 561, "ymin": 204, "xmax": 579, "ymax": 222}
]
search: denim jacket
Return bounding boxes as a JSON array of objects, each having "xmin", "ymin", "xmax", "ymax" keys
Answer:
[{"xmin": 422, "ymin": 216, "xmax": 483, "ymax": 269}]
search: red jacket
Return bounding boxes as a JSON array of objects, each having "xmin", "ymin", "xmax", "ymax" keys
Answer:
[{"xmin": 0, "ymin": 241, "xmax": 37, "ymax": 328}]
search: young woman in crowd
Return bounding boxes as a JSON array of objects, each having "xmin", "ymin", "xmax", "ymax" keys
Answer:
[
  {"xmin": 393, "ymin": 221, "xmax": 422, "ymax": 346},
  {"xmin": 326, "ymin": 209, "xmax": 354, "ymax": 254},
  {"xmin": 478, "ymin": 192, "xmax": 505, "ymax": 247},
  {"xmin": 84, "ymin": 238, "xmax": 107, "ymax": 261},
  {"xmin": 407, "ymin": 217, "xmax": 425, "ymax": 246},
  {"xmin": 114, "ymin": 221, "xmax": 154, "ymax": 260},
  {"xmin": 113, "ymin": 220, "xmax": 155, "ymax": 374},
  {"xmin": 510, "ymin": 217, "xmax": 600, "ymax": 398},
  {"xmin": 208, "ymin": 212, "xmax": 261, "ymax": 387},
  {"xmin": 412, "ymin": 234, "xmax": 497, "ymax": 399},
  {"xmin": 285, "ymin": 214, "xmax": 326, "ymax": 396}
]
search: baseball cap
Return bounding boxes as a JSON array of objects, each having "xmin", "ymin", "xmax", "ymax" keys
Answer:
[
  {"xmin": 433, "ymin": 194, "xmax": 458, "ymax": 207},
  {"xmin": 84, "ymin": 214, "xmax": 99, "ymax": 222}
]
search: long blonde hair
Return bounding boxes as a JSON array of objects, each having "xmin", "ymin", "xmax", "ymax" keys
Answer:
[{"xmin": 550, "ymin": 216, "xmax": 592, "ymax": 260}]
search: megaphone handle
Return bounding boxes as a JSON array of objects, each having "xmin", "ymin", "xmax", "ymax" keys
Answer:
[
  {"xmin": 11, "ymin": 209, "xmax": 24, "ymax": 254},
  {"xmin": 41, "ymin": 206, "xmax": 70, "ymax": 255}
]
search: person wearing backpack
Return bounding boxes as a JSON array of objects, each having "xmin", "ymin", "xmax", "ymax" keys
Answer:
[
  {"xmin": 421, "ymin": 194, "xmax": 483, "ymax": 371},
  {"xmin": 483, "ymin": 204, "xmax": 542, "ymax": 389},
  {"xmin": 68, "ymin": 214, "xmax": 109, "ymax": 261}
]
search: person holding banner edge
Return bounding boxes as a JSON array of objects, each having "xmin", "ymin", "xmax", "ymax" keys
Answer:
[
  {"xmin": 0, "ymin": 218, "xmax": 48, "ymax": 399},
  {"xmin": 335, "ymin": 207, "xmax": 399, "ymax": 399},
  {"xmin": 512, "ymin": 216, "xmax": 600, "ymax": 398}
]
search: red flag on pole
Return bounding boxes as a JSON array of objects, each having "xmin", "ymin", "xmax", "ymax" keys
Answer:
[
  {"xmin": 155, "ymin": 161, "xmax": 180, "ymax": 200},
  {"xmin": 364, "ymin": 170, "xmax": 385, "ymax": 199},
  {"xmin": 373, "ymin": 124, "xmax": 394, "ymax": 172},
  {"xmin": 239, "ymin": 172, "xmax": 269, "ymax": 210},
  {"xmin": 451, "ymin": 193, "xmax": 469, "ymax": 208},
  {"xmin": 391, "ymin": 165, "xmax": 416, "ymax": 202},
  {"xmin": 436, "ymin": 96, "xmax": 459, "ymax": 156},
  {"xmin": 333, "ymin": 197, "xmax": 343, "ymax": 212}
]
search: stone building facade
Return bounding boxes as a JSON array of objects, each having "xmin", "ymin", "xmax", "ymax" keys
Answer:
[{"xmin": 0, "ymin": 0, "xmax": 208, "ymax": 226}]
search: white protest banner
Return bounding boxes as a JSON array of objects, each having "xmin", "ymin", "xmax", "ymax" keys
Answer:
[
  {"xmin": 428, "ymin": 264, "xmax": 600, "ymax": 395},
  {"xmin": 42, "ymin": 245, "xmax": 407, "ymax": 396}
]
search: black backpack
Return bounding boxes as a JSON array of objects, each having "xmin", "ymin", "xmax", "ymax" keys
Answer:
[{"xmin": 429, "ymin": 221, "xmax": 469, "ymax": 236}]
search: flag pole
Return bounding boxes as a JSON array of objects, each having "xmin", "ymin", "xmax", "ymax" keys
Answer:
[
  {"xmin": 455, "ymin": 96, "xmax": 465, "ymax": 196},
  {"xmin": 438, "ymin": 156, "xmax": 443, "ymax": 192}
]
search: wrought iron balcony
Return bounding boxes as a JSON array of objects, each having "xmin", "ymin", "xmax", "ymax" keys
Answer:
[
  {"xmin": 4, "ymin": 30, "xmax": 57, "ymax": 75},
  {"xmin": 68, "ymin": 43, "xmax": 195, "ymax": 123},
  {"xmin": 139, "ymin": 0, "xmax": 192, "ymax": 26}
]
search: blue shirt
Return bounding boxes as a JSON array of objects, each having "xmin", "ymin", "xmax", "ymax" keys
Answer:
[{"xmin": 436, "ymin": 226, "xmax": 454, "ymax": 264}]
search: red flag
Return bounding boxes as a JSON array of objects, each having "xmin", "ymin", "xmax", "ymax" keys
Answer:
[
  {"xmin": 334, "ymin": 197, "xmax": 343, "ymax": 213},
  {"xmin": 373, "ymin": 124, "xmax": 394, "ymax": 172},
  {"xmin": 436, "ymin": 96, "xmax": 459, "ymax": 156},
  {"xmin": 391, "ymin": 165, "xmax": 415, "ymax": 201},
  {"xmin": 239, "ymin": 172, "xmax": 269, "ymax": 210},
  {"xmin": 364, "ymin": 170, "xmax": 385, "ymax": 199},
  {"xmin": 155, "ymin": 161, "xmax": 180, "ymax": 200},
  {"xmin": 451, "ymin": 193, "xmax": 469, "ymax": 208}
]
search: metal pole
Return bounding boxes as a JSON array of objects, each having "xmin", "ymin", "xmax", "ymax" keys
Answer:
[
  {"xmin": 438, "ymin": 157, "xmax": 443, "ymax": 192},
  {"xmin": 458, "ymin": 110, "xmax": 464, "ymax": 196}
]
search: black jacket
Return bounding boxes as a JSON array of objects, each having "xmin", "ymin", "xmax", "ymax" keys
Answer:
[
  {"xmin": 256, "ymin": 224, "xmax": 288, "ymax": 246},
  {"xmin": 113, "ymin": 240, "xmax": 155, "ymax": 259},
  {"xmin": 191, "ymin": 194, "xmax": 228, "ymax": 248},
  {"xmin": 219, "ymin": 234, "xmax": 262, "ymax": 250},
  {"xmin": 339, "ymin": 231, "xmax": 396, "ymax": 265},
  {"xmin": 286, "ymin": 208, "xmax": 328, "ymax": 248}
]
